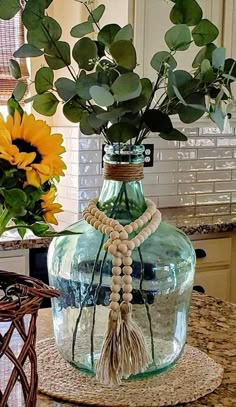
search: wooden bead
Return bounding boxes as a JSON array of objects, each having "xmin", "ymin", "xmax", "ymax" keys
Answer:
[
  {"xmin": 142, "ymin": 215, "xmax": 149, "ymax": 225},
  {"xmin": 90, "ymin": 218, "xmax": 97, "ymax": 226},
  {"xmin": 124, "ymin": 225, "xmax": 133, "ymax": 234},
  {"xmin": 123, "ymin": 266, "xmax": 132, "ymax": 275},
  {"xmin": 133, "ymin": 237, "xmax": 141, "ymax": 247},
  {"xmin": 112, "ymin": 257, "xmax": 122, "ymax": 266},
  {"xmin": 114, "ymin": 224, "xmax": 124, "ymax": 232},
  {"xmin": 102, "ymin": 225, "xmax": 107, "ymax": 233},
  {"xmin": 141, "ymin": 230, "xmax": 148, "ymax": 240},
  {"xmin": 119, "ymin": 231, "xmax": 128, "ymax": 240},
  {"xmin": 118, "ymin": 244, "xmax": 128, "ymax": 254},
  {"xmin": 123, "ymin": 284, "xmax": 132, "ymax": 293},
  {"xmin": 108, "ymin": 244, "xmax": 117, "ymax": 255},
  {"xmin": 102, "ymin": 217, "xmax": 109, "ymax": 225},
  {"xmin": 110, "ymin": 231, "xmax": 120, "ymax": 240},
  {"xmin": 113, "ymin": 239, "xmax": 121, "ymax": 246},
  {"xmin": 126, "ymin": 250, "xmax": 132, "ymax": 257},
  {"xmin": 85, "ymin": 214, "xmax": 93, "ymax": 223},
  {"xmin": 103, "ymin": 242, "xmax": 109, "ymax": 250},
  {"xmin": 132, "ymin": 221, "xmax": 139, "ymax": 231},
  {"xmin": 126, "ymin": 240, "xmax": 135, "ymax": 251},
  {"xmin": 91, "ymin": 207, "xmax": 98, "ymax": 215},
  {"xmin": 94, "ymin": 220, "xmax": 101, "ymax": 229},
  {"xmin": 123, "ymin": 256, "xmax": 132, "ymax": 266},
  {"xmin": 105, "ymin": 226, "xmax": 113, "ymax": 235},
  {"xmin": 110, "ymin": 301, "xmax": 120, "ymax": 311},
  {"xmin": 123, "ymin": 293, "xmax": 133, "ymax": 303},
  {"xmin": 112, "ymin": 266, "xmax": 122, "ymax": 276},
  {"xmin": 98, "ymin": 224, "xmax": 104, "ymax": 233},
  {"xmin": 149, "ymin": 224, "xmax": 156, "ymax": 233},
  {"xmin": 138, "ymin": 235, "xmax": 144, "ymax": 244},
  {"xmin": 123, "ymin": 275, "xmax": 132, "ymax": 284},
  {"xmin": 110, "ymin": 292, "xmax": 120, "ymax": 302},
  {"xmin": 110, "ymin": 219, "xmax": 119, "ymax": 227},
  {"xmin": 146, "ymin": 212, "xmax": 152, "ymax": 221},
  {"xmin": 112, "ymin": 275, "xmax": 121, "ymax": 285},
  {"xmin": 112, "ymin": 284, "xmax": 121, "ymax": 293},
  {"xmin": 136, "ymin": 218, "xmax": 144, "ymax": 228},
  {"xmin": 98, "ymin": 213, "xmax": 105, "ymax": 221},
  {"xmin": 145, "ymin": 226, "xmax": 152, "ymax": 236}
]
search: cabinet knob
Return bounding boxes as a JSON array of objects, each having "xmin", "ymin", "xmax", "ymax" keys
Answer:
[
  {"xmin": 193, "ymin": 285, "xmax": 205, "ymax": 294},
  {"xmin": 195, "ymin": 248, "xmax": 207, "ymax": 259}
]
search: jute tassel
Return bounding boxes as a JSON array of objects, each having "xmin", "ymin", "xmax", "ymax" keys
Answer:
[
  {"xmin": 96, "ymin": 309, "xmax": 122, "ymax": 386},
  {"xmin": 120, "ymin": 302, "xmax": 150, "ymax": 379}
]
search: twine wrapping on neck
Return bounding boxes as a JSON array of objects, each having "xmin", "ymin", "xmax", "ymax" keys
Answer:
[{"xmin": 104, "ymin": 163, "xmax": 144, "ymax": 182}]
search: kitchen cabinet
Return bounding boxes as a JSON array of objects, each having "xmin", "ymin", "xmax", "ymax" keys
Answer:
[
  {"xmin": 133, "ymin": 0, "xmax": 224, "ymax": 79},
  {"xmin": 0, "ymin": 249, "xmax": 29, "ymax": 275}
]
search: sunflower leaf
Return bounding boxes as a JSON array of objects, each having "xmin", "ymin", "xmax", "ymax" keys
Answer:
[
  {"xmin": 1, "ymin": 189, "xmax": 27, "ymax": 215},
  {"xmin": 33, "ymin": 93, "xmax": 59, "ymax": 116}
]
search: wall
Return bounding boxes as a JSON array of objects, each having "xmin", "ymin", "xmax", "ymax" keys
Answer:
[{"xmin": 54, "ymin": 126, "xmax": 236, "ymax": 229}]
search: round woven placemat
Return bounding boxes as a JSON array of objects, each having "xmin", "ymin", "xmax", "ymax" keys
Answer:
[{"xmin": 37, "ymin": 338, "xmax": 224, "ymax": 407}]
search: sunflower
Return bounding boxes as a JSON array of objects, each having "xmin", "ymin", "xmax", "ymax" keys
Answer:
[
  {"xmin": 0, "ymin": 111, "xmax": 66, "ymax": 188},
  {"xmin": 41, "ymin": 188, "xmax": 63, "ymax": 225}
]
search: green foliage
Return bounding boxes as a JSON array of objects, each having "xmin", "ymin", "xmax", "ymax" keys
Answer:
[
  {"xmin": 0, "ymin": 0, "xmax": 20, "ymax": 20},
  {"xmin": 192, "ymin": 19, "xmax": 219, "ymax": 46},
  {"xmin": 4, "ymin": 0, "xmax": 235, "ymax": 145},
  {"xmin": 33, "ymin": 93, "xmax": 59, "ymax": 116},
  {"xmin": 9, "ymin": 59, "xmax": 21, "ymax": 79},
  {"xmin": 13, "ymin": 81, "xmax": 27, "ymax": 101}
]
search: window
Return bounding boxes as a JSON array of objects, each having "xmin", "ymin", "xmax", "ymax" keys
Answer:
[{"xmin": 0, "ymin": 12, "xmax": 28, "ymax": 113}]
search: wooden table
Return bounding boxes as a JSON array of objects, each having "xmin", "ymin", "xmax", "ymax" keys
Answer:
[{"xmin": 3, "ymin": 294, "xmax": 236, "ymax": 406}]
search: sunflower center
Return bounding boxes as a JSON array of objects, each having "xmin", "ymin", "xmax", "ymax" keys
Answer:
[{"xmin": 13, "ymin": 139, "xmax": 42, "ymax": 164}]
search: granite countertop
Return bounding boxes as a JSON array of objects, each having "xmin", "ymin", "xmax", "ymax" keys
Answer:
[
  {"xmin": 22, "ymin": 293, "xmax": 236, "ymax": 405},
  {"xmin": 1, "ymin": 205, "xmax": 236, "ymax": 251}
]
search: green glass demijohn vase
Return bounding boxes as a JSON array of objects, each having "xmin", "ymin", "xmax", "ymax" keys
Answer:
[{"xmin": 48, "ymin": 143, "xmax": 196, "ymax": 385}]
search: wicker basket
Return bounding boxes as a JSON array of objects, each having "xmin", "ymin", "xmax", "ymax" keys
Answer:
[{"xmin": 0, "ymin": 270, "xmax": 59, "ymax": 407}]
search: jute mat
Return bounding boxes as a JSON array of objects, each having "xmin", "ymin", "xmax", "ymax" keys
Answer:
[{"xmin": 37, "ymin": 338, "xmax": 224, "ymax": 407}]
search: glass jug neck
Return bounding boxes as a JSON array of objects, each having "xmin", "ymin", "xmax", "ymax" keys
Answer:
[{"xmin": 98, "ymin": 144, "xmax": 146, "ymax": 222}]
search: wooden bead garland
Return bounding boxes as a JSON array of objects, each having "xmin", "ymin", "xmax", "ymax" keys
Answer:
[{"xmin": 83, "ymin": 198, "xmax": 162, "ymax": 386}]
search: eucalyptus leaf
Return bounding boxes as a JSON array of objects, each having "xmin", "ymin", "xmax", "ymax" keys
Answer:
[
  {"xmin": 0, "ymin": 0, "xmax": 20, "ymax": 19},
  {"xmin": 9, "ymin": 59, "xmax": 21, "ymax": 79},
  {"xmin": 209, "ymin": 106, "xmax": 225, "ymax": 131},
  {"xmin": 70, "ymin": 21, "xmax": 94, "ymax": 38},
  {"xmin": 165, "ymin": 24, "xmax": 191, "ymax": 51},
  {"xmin": 33, "ymin": 93, "xmax": 59, "ymax": 116},
  {"xmin": 168, "ymin": 70, "xmax": 192, "ymax": 97},
  {"xmin": 88, "ymin": 4, "xmax": 105, "ymax": 23},
  {"xmin": 151, "ymin": 51, "xmax": 177, "ymax": 72},
  {"xmin": 97, "ymin": 107, "xmax": 127, "ymax": 122},
  {"xmin": 160, "ymin": 129, "xmax": 187, "ymax": 141},
  {"xmin": 224, "ymin": 59, "xmax": 236, "ymax": 81},
  {"xmin": 114, "ymin": 24, "xmax": 134, "ymax": 42},
  {"xmin": 7, "ymin": 97, "xmax": 24, "ymax": 117},
  {"xmin": 110, "ymin": 40, "xmax": 137, "ymax": 70},
  {"xmin": 121, "ymin": 96, "xmax": 148, "ymax": 113},
  {"xmin": 45, "ymin": 41, "xmax": 71, "ymax": 70},
  {"xmin": 72, "ymin": 37, "xmax": 97, "ymax": 71},
  {"xmin": 22, "ymin": 0, "xmax": 48, "ymax": 30},
  {"xmin": 201, "ymin": 59, "xmax": 214, "ymax": 83},
  {"xmin": 14, "ymin": 44, "xmax": 44, "ymax": 58},
  {"xmin": 170, "ymin": 0, "xmax": 202, "ymax": 26},
  {"xmin": 27, "ymin": 17, "xmax": 62, "ymax": 49},
  {"xmin": 112, "ymin": 73, "xmax": 142, "ymax": 102},
  {"xmin": 80, "ymin": 112, "xmax": 96, "ymax": 135},
  {"xmin": 192, "ymin": 43, "xmax": 217, "ymax": 68},
  {"xmin": 87, "ymin": 112, "xmax": 107, "ymax": 129},
  {"xmin": 98, "ymin": 24, "xmax": 121, "ymax": 46},
  {"xmin": 63, "ymin": 97, "xmax": 84, "ymax": 123},
  {"xmin": 178, "ymin": 93, "xmax": 206, "ymax": 123},
  {"xmin": 192, "ymin": 19, "xmax": 219, "ymax": 47},
  {"xmin": 141, "ymin": 78, "xmax": 153, "ymax": 101},
  {"xmin": 212, "ymin": 47, "xmax": 225, "ymax": 71},
  {"xmin": 55, "ymin": 78, "xmax": 76, "ymax": 101},
  {"xmin": 173, "ymin": 85, "xmax": 187, "ymax": 105},
  {"xmin": 35, "ymin": 67, "xmax": 54, "ymax": 94},
  {"xmin": 13, "ymin": 81, "xmax": 27, "ymax": 101},
  {"xmin": 90, "ymin": 85, "xmax": 114, "ymax": 107},
  {"xmin": 106, "ymin": 122, "xmax": 139, "ymax": 142},
  {"xmin": 76, "ymin": 72, "xmax": 98, "ymax": 100},
  {"xmin": 143, "ymin": 110, "xmax": 173, "ymax": 133}
]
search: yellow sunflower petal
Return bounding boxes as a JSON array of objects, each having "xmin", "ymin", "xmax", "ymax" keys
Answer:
[
  {"xmin": 32, "ymin": 163, "xmax": 51, "ymax": 175},
  {"xmin": 26, "ymin": 169, "xmax": 41, "ymax": 188},
  {"xmin": 11, "ymin": 110, "xmax": 22, "ymax": 140},
  {"xmin": 43, "ymin": 211, "xmax": 59, "ymax": 225},
  {"xmin": 14, "ymin": 152, "xmax": 36, "ymax": 169}
]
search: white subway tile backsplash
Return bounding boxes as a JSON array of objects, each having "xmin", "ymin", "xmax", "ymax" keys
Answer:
[
  {"xmin": 215, "ymin": 181, "xmax": 236, "ymax": 192},
  {"xmin": 143, "ymin": 184, "xmax": 177, "ymax": 197},
  {"xmin": 80, "ymin": 151, "xmax": 101, "ymax": 163},
  {"xmin": 179, "ymin": 160, "xmax": 214, "ymax": 172},
  {"xmin": 200, "ymin": 127, "xmax": 221, "ymax": 134},
  {"xmin": 198, "ymin": 149, "xmax": 233, "ymax": 159},
  {"xmin": 180, "ymin": 137, "xmax": 216, "ymax": 148},
  {"xmin": 79, "ymin": 176, "xmax": 103, "ymax": 188},
  {"xmin": 196, "ymin": 204, "xmax": 230, "ymax": 216},
  {"xmin": 159, "ymin": 195, "xmax": 196, "ymax": 208},
  {"xmin": 215, "ymin": 159, "xmax": 236, "ymax": 170},
  {"xmin": 79, "ymin": 138, "xmax": 100, "ymax": 150},
  {"xmin": 217, "ymin": 137, "xmax": 236, "ymax": 147},
  {"xmin": 79, "ymin": 163, "xmax": 101, "ymax": 175},
  {"xmin": 196, "ymin": 193, "xmax": 231, "ymax": 205},
  {"xmin": 160, "ymin": 150, "xmax": 197, "ymax": 161},
  {"xmin": 197, "ymin": 171, "xmax": 231, "ymax": 182},
  {"xmin": 79, "ymin": 189, "xmax": 100, "ymax": 200},
  {"xmin": 149, "ymin": 137, "xmax": 179, "ymax": 149},
  {"xmin": 178, "ymin": 183, "xmax": 214, "ymax": 195},
  {"xmin": 154, "ymin": 161, "xmax": 178, "ymax": 173},
  {"xmin": 159, "ymin": 172, "xmax": 196, "ymax": 184},
  {"xmin": 142, "ymin": 174, "xmax": 159, "ymax": 185}
]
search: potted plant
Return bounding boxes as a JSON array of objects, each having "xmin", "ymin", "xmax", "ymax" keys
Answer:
[{"xmin": 0, "ymin": 0, "xmax": 235, "ymax": 386}]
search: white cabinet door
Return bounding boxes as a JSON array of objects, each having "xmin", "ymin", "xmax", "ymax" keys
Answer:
[
  {"xmin": 223, "ymin": 0, "xmax": 236, "ymax": 59},
  {"xmin": 133, "ymin": 0, "xmax": 224, "ymax": 79},
  {"xmin": 194, "ymin": 268, "xmax": 230, "ymax": 300},
  {"xmin": 0, "ymin": 250, "xmax": 29, "ymax": 276}
]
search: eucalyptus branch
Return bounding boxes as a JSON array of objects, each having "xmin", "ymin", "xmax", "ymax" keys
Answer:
[{"xmin": 76, "ymin": 0, "xmax": 101, "ymax": 31}]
